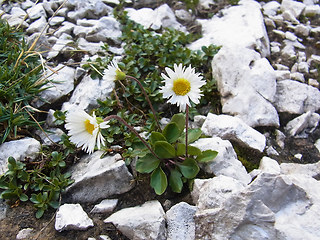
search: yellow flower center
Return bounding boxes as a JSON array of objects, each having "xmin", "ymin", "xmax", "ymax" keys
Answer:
[
  {"xmin": 172, "ymin": 78, "xmax": 191, "ymax": 96},
  {"xmin": 84, "ymin": 119, "xmax": 95, "ymax": 135},
  {"xmin": 115, "ymin": 69, "xmax": 126, "ymax": 81}
]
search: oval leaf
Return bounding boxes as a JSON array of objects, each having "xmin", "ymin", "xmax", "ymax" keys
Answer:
[
  {"xmin": 149, "ymin": 132, "xmax": 166, "ymax": 146},
  {"xmin": 154, "ymin": 141, "xmax": 176, "ymax": 159},
  {"xmin": 162, "ymin": 122, "xmax": 180, "ymax": 143},
  {"xmin": 150, "ymin": 167, "xmax": 168, "ymax": 195},
  {"xmin": 196, "ymin": 150, "xmax": 218, "ymax": 163},
  {"xmin": 136, "ymin": 153, "xmax": 160, "ymax": 173},
  {"xmin": 170, "ymin": 113, "xmax": 185, "ymax": 135},
  {"xmin": 179, "ymin": 128, "xmax": 202, "ymax": 144},
  {"xmin": 169, "ymin": 168, "xmax": 183, "ymax": 193},
  {"xmin": 178, "ymin": 158, "xmax": 200, "ymax": 179},
  {"xmin": 19, "ymin": 193, "xmax": 28, "ymax": 202},
  {"xmin": 176, "ymin": 143, "xmax": 202, "ymax": 156}
]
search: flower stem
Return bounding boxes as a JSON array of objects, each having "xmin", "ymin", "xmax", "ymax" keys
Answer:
[
  {"xmin": 185, "ymin": 105, "xmax": 189, "ymax": 158},
  {"xmin": 126, "ymin": 75, "xmax": 161, "ymax": 131},
  {"xmin": 103, "ymin": 115, "xmax": 159, "ymax": 159}
]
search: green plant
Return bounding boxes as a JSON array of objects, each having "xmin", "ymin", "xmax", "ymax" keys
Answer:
[
  {"xmin": 180, "ymin": 0, "xmax": 200, "ymax": 12},
  {"xmin": 0, "ymin": 154, "xmax": 74, "ymax": 218},
  {"xmin": 0, "ymin": 19, "xmax": 47, "ymax": 143},
  {"xmin": 135, "ymin": 113, "xmax": 217, "ymax": 194}
]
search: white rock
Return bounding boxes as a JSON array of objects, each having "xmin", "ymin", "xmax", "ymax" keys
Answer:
[
  {"xmin": 166, "ymin": 202, "xmax": 197, "ymax": 240},
  {"xmin": 189, "ymin": 0, "xmax": 270, "ymax": 57},
  {"xmin": 90, "ymin": 199, "xmax": 118, "ymax": 214},
  {"xmin": 282, "ymin": 9, "xmax": 300, "ymax": 24},
  {"xmin": 281, "ymin": 0, "xmax": 306, "ymax": 18},
  {"xmin": 21, "ymin": 0, "xmax": 35, "ymax": 10},
  {"xmin": 303, "ymin": 4, "xmax": 320, "ymax": 16},
  {"xmin": 275, "ymin": 129, "xmax": 286, "ymax": 149},
  {"xmin": 295, "ymin": 24, "xmax": 310, "ymax": 36},
  {"xmin": 104, "ymin": 201, "xmax": 166, "ymax": 240},
  {"xmin": 49, "ymin": 16, "xmax": 65, "ymax": 26},
  {"xmin": 55, "ymin": 204, "xmax": 94, "ymax": 232},
  {"xmin": 195, "ymin": 172, "xmax": 320, "ymax": 239},
  {"xmin": 64, "ymin": 152, "xmax": 134, "ymax": 203},
  {"xmin": 85, "ymin": 16, "xmax": 122, "ymax": 44},
  {"xmin": 258, "ymin": 156, "xmax": 281, "ymax": 174},
  {"xmin": 262, "ymin": 1, "xmax": 281, "ymax": 17},
  {"xmin": 290, "ymin": 72, "xmax": 305, "ymax": 82},
  {"xmin": 26, "ymin": 3, "xmax": 47, "ymax": 20},
  {"xmin": 201, "ymin": 113, "xmax": 266, "ymax": 152},
  {"xmin": 77, "ymin": 38, "xmax": 105, "ymax": 56},
  {"xmin": 280, "ymin": 161, "xmax": 320, "ymax": 178},
  {"xmin": 47, "ymin": 33, "xmax": 74, "ymax": 59},
  {"xmin": 281, "ymin": 40, "xmax": 297, "ymax": 60},
  {"xmin": 191, "ymin": 137, "xmax": 251, "ymax": 184},
  {"xmin": 126, "ymin": 4, "xmax": 186, "ymax": 32},
  {"xmin": 175, "ymin": 9, "xmax": 193, "ymax": 23},
  {"xmin": 275, "ymin": 70, "xmax": 291, "ymax": 80},
  {"xmin": 298, "ymin": 61, "xmax": 309, "ymax": 73},
  {"xmin": 0, "ymin": 138, "xmax": 41, "ymax": 175},
  {"xmin": 61, "ymin": 73, "xmax": 113, "ymax": 113},
  {"xmin": 36, "ymin": 128, "xmax": 64, "ymax": 146},
  {"xmin": 274, "ymin": 80, "xmax": 320, "ymax": 114},
  {"xmin": 285, "ymin": 111, "xmax": 320, "ymax": 137},
  {"xmin": 34, "ymin": 64, "xmax": 75, "ymax": 107},
  {"xmin": 285, "ymin": 31, "xmax": 297, "ymax": 41},
  {"xmin": 54, "ymin": 21, "xmax": 75, "ymax": 38},
  {"xmin": 27, "ymin": 17, "xmax": 47, "ymax": 34},
  {"xmin": 199, "ymin": 0, "xmax": 215, "ymax": 9},
  {"xmin": 16, "ymin": 228, "xmax": 34, "ymax": 240},
  {"xmin": 192, "ymin": 175, "xmax": 246, "ymax": 211},
  {"xmin": 309, "ymin": 78, "xmax": 320, "ymax": 88},
  {"xmin": 212, "ymin": 46, "xmax": 279, "ymax": 127}
]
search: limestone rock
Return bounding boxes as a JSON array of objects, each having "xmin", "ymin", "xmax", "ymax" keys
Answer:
[
  {"xmin": 212, "ymin": 46, "xmax": 279, "ymax": 127},
  {"xmin": 61, "ymin": 73, "xmax": 114, "ymax": 113},
  {"xmin": 201, "ymin": 113, "xmax": 266, "ymax": 152},
  {"xmin": 90, "ymin": 199, "xmax": 118, "ymax": 214},
  {"xmin": 191, "ymin": 137, "xmax": 251, "ymax": 184},
  {"xmin": 55, "ymin": 204, "xmax": 94, "ymax": 232},
  {"xmin": 189, "ymin": 0, "xmax": 270, "ymax": 57},
  {"xmin": 64, "ymin": 152, "xmax": 134, "ymax": 203},
  {"xmin": 34, "ymin": 64, "xmax": 75, "ymax": 108},
  {"xmin": 166, "ymin": 202, "xmax": 197, "ymax": 240},
  {"xmin": 0, "ymin": 138, "xmax": 41, "ymax": 175},
  {"xmin": 125, "ymin": 4, "xmax": 186, "ymax": 32},
  {"xmin": 274, "ymin": 80, "xmax": 320, "ymax": 114},
  {"xmin": 104, "ymin": 201, "xmax": 166, "ymax": 240},
  {"xmin": 284, "ymin": 111, "xmax": 320, "ymax": 137}
]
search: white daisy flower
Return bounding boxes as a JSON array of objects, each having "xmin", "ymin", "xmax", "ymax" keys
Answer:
[
  {"xmin": 65, "ymin": 110, "xmax": 109, "ymax": 154},
  {"xmin": 160, "ymin": 63, "xmax": 206, "ymax": 112},
  {"xmin": 103, "ymin": 60, "xmax": 126, "ymax": 82}
]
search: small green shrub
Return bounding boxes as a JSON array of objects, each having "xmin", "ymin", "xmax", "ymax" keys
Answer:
[{"xmin": 0, "ymin": 153, "xmax": 74, "ymax": 218}]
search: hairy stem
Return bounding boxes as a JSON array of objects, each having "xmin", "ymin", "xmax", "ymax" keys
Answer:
[
  {"xmin": 103, "ymin": 115, "xmax": 159, "ymax": 159},
  {"xmin": 186, "ymin": 105, "xmax": 189, "ymax": 158},
  {"xmin": 126, "ymin": 75, "xmax": 161, "ymax": 131}
]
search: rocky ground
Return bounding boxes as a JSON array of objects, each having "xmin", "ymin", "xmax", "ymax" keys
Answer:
[{"xmin": 0, "ymin": 0, "xmax": 320, "ymax": 239}]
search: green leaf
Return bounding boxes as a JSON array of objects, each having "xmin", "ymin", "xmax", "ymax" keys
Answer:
[
  {"xmin": 49, "ymin": 201, "xmax": 59, "ymax": 209},
  {"xmin": 154, "ymin": 141, "xmax": 175, "ymax": 159},
  {"xmin": 136, "ymin": 153, "xmax": 160, "ymax": 173},
  {"xmin": 179, "ymin": 128, "xmax": 202, "ymax": 144},
  {"xmin": 149, "ymin": 132, "xmax": 166, "ymax": 146},
  {"xmin": 162, "ymin": 122, "xmax": 180, "ymax": 143},
  {"xmin": 178, "ymin": 158, "xmax": 200, "ymax": 179},
  {"xmin": 36, "ymin": 209, "xmax": 44, "ymax": 219},
  {"xmin": 176, "ymin": 143, "xmax": 202, "ymax": 156},
  {"xmin": 150, "ymin": 167, "xmax": 167, "ymax": 195},
  {"xmin": 196, "ymin": 150, "xmax": 218, "ymax": 163},
  {"xmin": 19, "ymin": 193, "xmax": 28, "ymax": 202},
  {"xmin": 170, "ymin": 113, "xmax": 185, "ymax": 135},
  {"xmin": 169, "ymin": 168, "xmax": 183, "ymax": 193}
]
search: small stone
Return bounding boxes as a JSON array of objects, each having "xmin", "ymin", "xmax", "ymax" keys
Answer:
[
  {"xmin": 274, "ymin": 63, "xmax": 289, "ymax": 70},
  {"xmin": 266, "ymin": 146, "xmax": 279, "ymax": 156},
  {"xmin": 258, "ymin": 156, "xmax": 281, "ymax": 174},
  {"xmin": 282, "ymin": 10, "xmax": 300, "ymax": 24},
  {"xmin": 262, "ymin": 1, "xmax": 281, "ymax": 17},
  {"xmin": 294, "ymin": 153, "xmax": 303, "ymax": 159},
  {"xmin": 275, "ymin": 70, "xmax": 291, "ymax": 81},
  {"xmin": 16, "ymin": 228, "xmax": 34, "ymax": 240},
  {"xmin": 290, "ymin": 72, "xmax": 305, "ymax": 82},
  {"xmin": 303, "ymin": 4, "xmax": 320, "ymax": 17},
  {"xmin": 91, "ymin": 199, "xmax": 118, "ymax": 214},
  {"xmin": 295, "ymin": 24, "xmax": 310, "ymax": 37},
  {"xmin": 308, "ymin": 78, "xmax": 319, "ymax": 88},
  {"xmin": 315, "ymin": 139, "xmax": 320, "ymax": 153},
  {"xmin": 26, "ymin": 3, "xmax": 46, "ymax": 20},
  {"xmin": 285, "ymin": 31, "xmax": 297, "ymax": 41},
  {"xmin": 275, "ymin": 130, "xmax": 286, "ymax": 149},
  {"xmin": 281, "ymin": 0, "xmax": 306, "ymax": 18}
]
